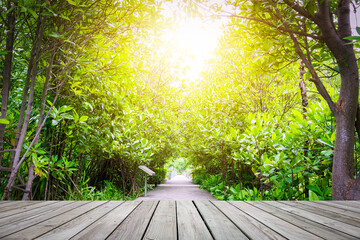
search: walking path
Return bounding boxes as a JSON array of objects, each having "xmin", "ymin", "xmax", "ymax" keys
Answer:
[{"xmin": 136, "ymin": 175, "xmax": 217, "ymax": 200}]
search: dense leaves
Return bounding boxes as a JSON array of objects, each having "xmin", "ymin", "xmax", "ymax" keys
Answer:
[{"xmin": 1, "ymin": 0, "xmax": 359, "ymax": 200}]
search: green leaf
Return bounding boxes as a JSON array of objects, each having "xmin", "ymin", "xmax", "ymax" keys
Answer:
[
  {"xmin": 60, "ymin": 14, "xmax": 70, "ymax": 21},
  {"xmin": 48, "ymin": 32, "xmax": 61, "ymax": 38},
  {"xmin": 79, "ymin": 116, "xmax": 89, "ymax": 122},
  {"xmin": 309, "ymin": 190, "xmax": 320, "ymax": 201},
  {"xmin": 0, "ymin": 119, "xmax": 10, "ymax": 124},
  {"xmin": 59, "ymin": 105, "xmax": 73, "ymax": 113},
  {"xmin": 306, "ymin": 185, "xmax": 322, "ymax": 195},
  {"xmin": 344, "ymin": 36, "xmax": 360, "ymax": 40},
  {"xmin": 66, "ymin": 0, "xmax": 77, "ymax": 6},
  {"xmin": 27, "ymin": 8, "xmax": 38, "ymax": 19}
]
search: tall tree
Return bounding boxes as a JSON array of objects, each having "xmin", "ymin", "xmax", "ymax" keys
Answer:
[{"xmin": 210, "ymin": 0, "xmax": 360, "ymax": 199}]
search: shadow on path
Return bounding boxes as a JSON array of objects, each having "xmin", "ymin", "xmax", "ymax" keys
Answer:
[{"xmin": 135, "ymin": 175, "xmax": 217, "ymax": 200}]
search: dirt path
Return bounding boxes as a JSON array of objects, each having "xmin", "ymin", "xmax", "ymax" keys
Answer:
[{"xmin": 135, "ymin": 175, "xmax": 217, "ymax": 200}]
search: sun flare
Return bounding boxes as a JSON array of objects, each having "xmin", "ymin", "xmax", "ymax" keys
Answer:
[{"xmin": 162, "ymin": 18, "xmax": 222, "ymax": 87}]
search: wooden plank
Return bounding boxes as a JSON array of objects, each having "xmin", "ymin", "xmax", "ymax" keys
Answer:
[
  {"xmin": 0, "ymin": 201, "xmax": 57, "ymax": 218},
  {"xmin": 0, "ymin": 201, "xmax": 85, "ymax": 238},
  {"xmin": 314, "ymin": 201, "xmax": 360, "ymax": 213},
  {"xmin": 265, "ymin": 201, "xmax": 360, "ymax": 238},
  {"xmin": 322, "ymin": 201, "xmax": 360, "ymax": 208},
  {"xmin": 284, "ymin": 201, "xmax": 360, "ymax": 226},
  {"xmin": 0, "ymin": 201, "xmax": 73, "ymax": 227},
  {"xmin": 212, "ymin": 201, "xmax": 285, "ymax": 240},
  {"xmin": 0, "ymin": 201, "xmax": 40, "ymax": 208},
  {"xmin": 143, "ymin": 200, "xmax": 177, "ymax": 240},
  {"xmin": 194, "ymin": 201, "xmax": 248, "ymax": 240},
  {"xmin": 107, "ymin": 201, "xmax": 158, "ymax": 240},
  {"xmin": 2, "ymin": 201, "xmax": 103, "ymax": 239},
  {"xmin": 176, "ymin": 201, "xmax": 213, "ymax": 240},
  {"xmin": 36, "ymin": 201, "xmax": 123, "ymax": 240},
  {"xmin": 300, "ymin": 201, "xmax": 360, "ymax": 220},
  {"xmin": 230, "ymin": 201, "xmax": 321, "ymax": 240},
  {"xmin": 0, "ymin": 201, "xmax": 42, "ymax": 213},
  {"xmin": 248, "ymin": 201, "xmax": 357, "ymax": 240},
  {"xmin": 71, "ymin": 201, "xmax": 140, "ymax": 240}
]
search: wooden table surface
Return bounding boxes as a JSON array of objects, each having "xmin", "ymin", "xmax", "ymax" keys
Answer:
[{"xmin": 0, "ymin": 200, "xmax": 359, "ymax": 239}]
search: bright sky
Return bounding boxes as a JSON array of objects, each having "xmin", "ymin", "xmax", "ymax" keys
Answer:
[
  {"xmin": 159, "ymin": 1, "xmax": 359, "ymax": 89},
  {"xmin": 160, "ymin": 2, "xmax": 224, "ymax": 88},
  {"xmin": 164, "ymin": 19, "xmax": 220, "ymax": 83},
  {"xmin": 350, "ymin": 3, "xmax": 360, "ymax": 35}
]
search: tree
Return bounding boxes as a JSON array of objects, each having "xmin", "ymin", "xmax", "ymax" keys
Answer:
[{"xmin": 200, "ymin": 0, "xmax": 359, "ymax": 199}]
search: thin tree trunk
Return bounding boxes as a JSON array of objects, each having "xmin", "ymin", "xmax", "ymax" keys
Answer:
[
  {"xmin": 299, "ymin": 61, "xmax": 309, "ymax": 199},
  {"xmin": 0, "ymin": 0, "xmax": 17, "ymax": 175},
  {"xmin": 44, "ymin": 127, "xmax": 56, "ymax": 200},
  {"xmin": 9, "ymin": 26, "xmax": 39, "ymax": 171},
  {"xmin": 2, "ymin": 12, "xmax": 45, "ymax": 200},
  {"xmin": 22, "ymin": 39, "xmax": 53, "ymax": 200}
]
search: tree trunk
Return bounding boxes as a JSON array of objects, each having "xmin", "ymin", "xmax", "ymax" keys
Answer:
[
  {"xmin": 0, "ymin": 0, "xmax": 17, "ymax": 171},
  {"xmin": 298, "ymin": 61, "xmax": 310, "ymax": 199},
  {"xmin": 314, "ymin": 0, "xmax": 360, "ymax": 200},
  {"xmin": 9, "ymin": 25, "xmax": 38, "ymax": 171},
  {"xmin": 2, "ymin": 12, "xmax": 45, "ymax": 200},
  {"xmin": 22, "ymin": 38, "xmax": 53, "ymax": 200}
]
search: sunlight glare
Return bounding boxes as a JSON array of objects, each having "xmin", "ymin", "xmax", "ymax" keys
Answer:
[{"xmin": 164, "ymin": 18, "xmax": 221, "ymax": 87}]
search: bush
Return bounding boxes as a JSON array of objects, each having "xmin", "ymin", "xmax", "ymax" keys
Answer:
[{"xmin": 149, "ymin": 168, "xmax": 168, "ymax": 186}]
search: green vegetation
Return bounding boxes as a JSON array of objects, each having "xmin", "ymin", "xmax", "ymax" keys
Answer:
[{"xmin": 0, "ymin": 0, "xmax": 359, "ymax": 200}]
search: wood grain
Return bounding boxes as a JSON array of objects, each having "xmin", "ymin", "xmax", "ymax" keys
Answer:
[
  {"xmin": 71, "ymin": 201, "xmax": 140, "ymax": 240},
  {"xmin": 107, "ymin": 201, "xmax": 158, "ymax": 240},
  {"xmin": 143, "ymin": 200, "xmax": 177, "ymax": 240},
  {"xmin": 2, "ymin": 201, "xmax": 102, "ymax": 240},
  {"xmin": 266, "ymin": 201, "xmax": 360, "ymax": 238},
  {"xmin": 230, "ymin": 201, "xmax": 322, "ymax": 240},
  {"xmin": 194, "ymin": 201, "xmax": 248, "ymax": 240},
  {"xmin": 213, "ymin": 201, "xmax": 286, "ymax": 240},
  {"xmin": 177, "ymin": 201, "xmax": 213, "ymax": 240},
  {"xmin": 0, "ymin": 200, "xmax": 359, "ymax": 239}
]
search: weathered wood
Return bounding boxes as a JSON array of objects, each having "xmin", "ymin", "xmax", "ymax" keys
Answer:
[
  {"xmin": 0, "ymin": 201, "xmax": 41, "ymax": 213},
  {"xmin": 194, "ymin": 201, "xmax": 248, "ymax": 240},
  {"xmin": 107, "ymin": 201, "xmax": 158, "ymax": 240},
  {"xmin": 265, "ymin": 201, "xmax": 360, "ymax": 238},
  {"xmin": 0, "ymin": 201, "xmax": 84, "ymax": 238},
  {"xmin": 36, "ymin": 201, "xmax": 122, "ymax": 240},
  {"xmin": 322, "ymin": 200, "xmax": 360, "ymax": 207},
  {"xmin": 0, "ymin": 201, "xmax": 73, "ymax": 227},
  {"xmin": 300, "ymin": 201, "xmax": 360, "ymax": 219},
  {"xmin": 212, "ymin": 201, "xmax": 286, "ymax": 240},
  {"xmin": 143, "ymin": 200, "xmax": 177, "ymax": 240},
  {"xmin": 2, "ymin": 201, "xmax": 101, "ymax": 239},
  {"xmin": 177, "ymin": 201, "xmax": 213, "ymax": 240},
  {"xmin": 0, "ymin": 201, "xmax": 56, "ymax": 218},
  {"xmin": 71, "ymin": 201, "xmax": 140, "ymax": 240},
  {"xmin": 283, "ymin": 201, "xmax": 360, "ymax": 226},
  {"xmin": 230, "ymin": 201, "xmax": 322, "ymax": 240},
  {"xmin": 314, "ymin": 200, "xmax": 360, "ymax": 213},
  {"xmin": 0, "ymin": 200, "xmax": 359, "ymax": 239},
  {"xmin": 248, "ymin": 201, "xmax": 357, "ymax": 240}
]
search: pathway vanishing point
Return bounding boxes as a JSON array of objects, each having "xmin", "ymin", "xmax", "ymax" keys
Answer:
[{"xmin": 136, "ymin": 175, "xmax": 217, "ymax": 200}]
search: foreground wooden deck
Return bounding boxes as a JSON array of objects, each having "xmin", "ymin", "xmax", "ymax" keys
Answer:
[{"xmin": 0, "ymin": 201, "xmax": 359, "ymax": 239}]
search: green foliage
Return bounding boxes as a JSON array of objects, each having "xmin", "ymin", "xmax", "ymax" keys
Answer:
[
  {"xmin": 1, "ymin": 0, "xmax": 357, "ymax": 201},
  {"xmin": 149, "ymin": 168, "xmax": 167, "ymax": 185},
  {"xmin": 67, "ymin": 180, "xmax": 132, "ymax": 201}
]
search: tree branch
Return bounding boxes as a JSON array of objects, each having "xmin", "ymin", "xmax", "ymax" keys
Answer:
[
  {"xmin": 232, "ymin": 14, "xmax": 322, "ymax": 39},
  {"xmin": 190, "ymin": 0, "xmax": 322, "ymax": 40},
  {"xmin": 282, "ymin": 0, "xmax": 315, "ymax": 21},
  {"xmin": 272, "ymin": 3, "xmax": 336, "ymax": 115}
]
